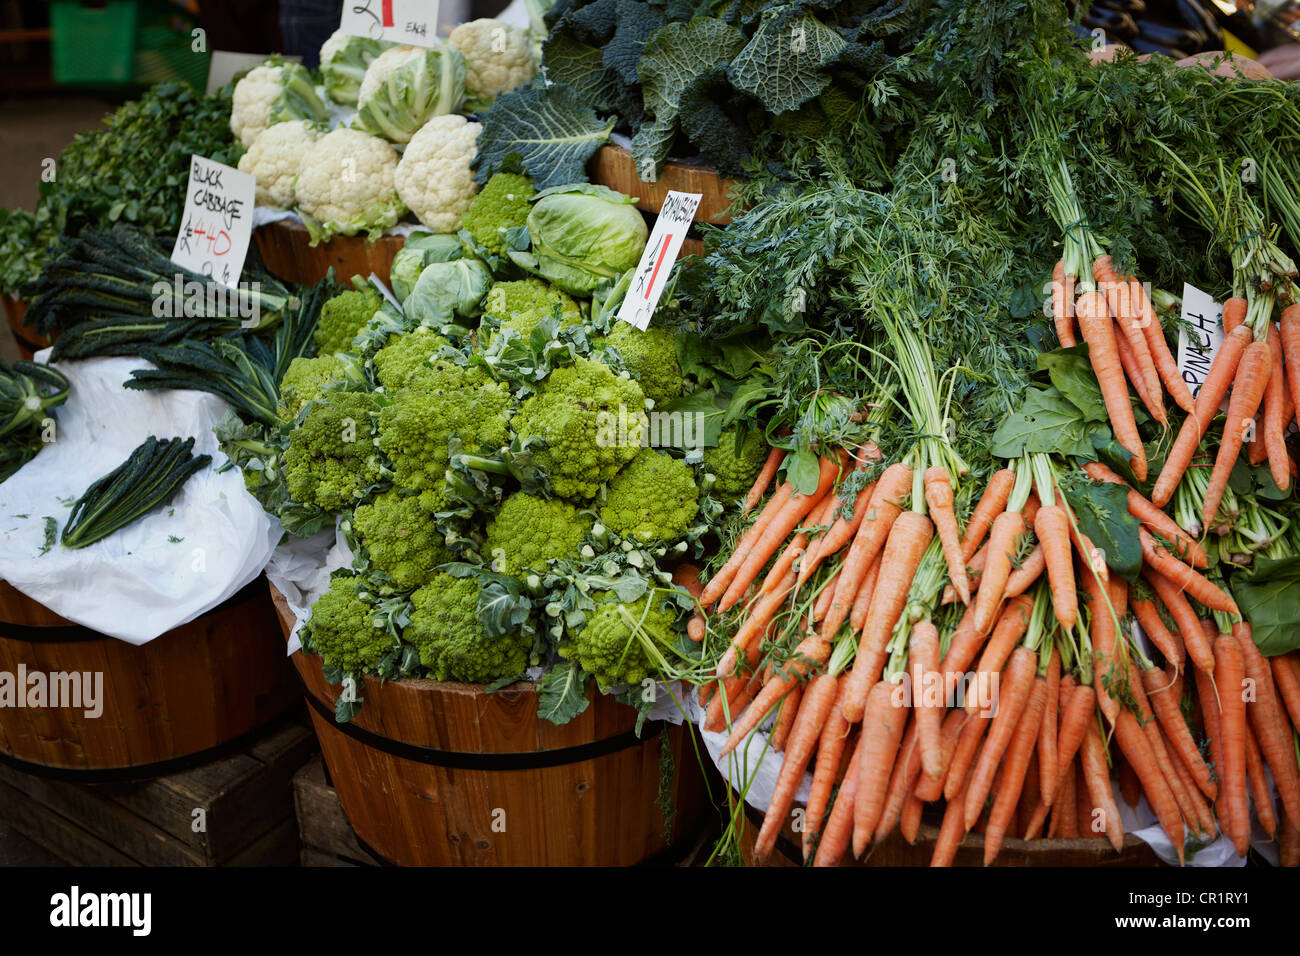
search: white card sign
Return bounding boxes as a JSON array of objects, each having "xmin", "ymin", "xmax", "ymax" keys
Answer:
[
  {"xmin": 1176, "ymin": 282, "xmax": 1224, "ymax": 401},
  {"xmin": 617, "ymin": 190, "xmax": 702, "ymax": 331},
  {"xmin": 171, "ymin": 155, "xmax": 255, "ymax": 289},
  {"xmin": 339, "ymin": 0, "xmax": 441, "ymax": 47}
]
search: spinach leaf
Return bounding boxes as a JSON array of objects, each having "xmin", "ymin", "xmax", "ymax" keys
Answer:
[
  {"xmin": 1233, "ymin": 558, "xmax": 1300, "ymax": 656},
  {"xmin": 989, "ymin": 386, "xmax": 1097, "ymax": 459},
  {"xmin": 1036, "ymin": 345, "xmax": 1107, "ymax": 423},
  {"xmin": 1059, "ymin": 478, "xmax": 1143, "ymax": 581}
]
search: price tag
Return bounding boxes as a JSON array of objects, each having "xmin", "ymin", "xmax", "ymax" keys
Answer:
[
  {"xmin": 171, "ymin": 156, "xmax": 255, "ymax": 290},
  {"xmin": 1176, "ymin": 282, "xmax": 1224, "ymax": 401},
  {"xmin": 339, "ymin": 0, "xmax": 441, "ymax": 47},
  {"xmin": 617, "ymin": 190, "xmax": 702, "ymax": 332}
]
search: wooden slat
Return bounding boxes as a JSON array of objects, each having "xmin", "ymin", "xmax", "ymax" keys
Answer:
[{"xmin": 587, "ymin": 144, "xmax": 738, "ymax": 225}]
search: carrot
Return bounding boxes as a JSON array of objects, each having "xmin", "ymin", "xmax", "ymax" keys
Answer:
[
  {"xmin": 944, "ymin": 704, "xmax": 990, "ymax": 802},
  {"xmin": 812, "ymin": 732, "xmax": 863, "ymax": 867},
  {"xmin": 1140, "ymin": 530, "xmax": 1237, "ymax": 616},
  {"xmin": 931, "ymin": 774, "xmax": 971, "ymax": 867},
  {"xmin": 719, "ymin": 455, "xmax": 842, "ymax": 612},
  {"xmin": 754, "ymin": 673, "xmax": 837, "ymax": 861},
  {"xmin": 1003, "ymin": 543, "xmax": 1046, "ymax": 599},
  {"xmin": 1115, "ymin": 708, "xmax": 1186, "ymax": 862},
  {"xmin": 1019, "ymin": 752, "xmax": 1041, "ymax": 838},
  {"xmin": 1214, "ymin": 634, "xmax": 1251, "ymax": 856},
  {"xmin": 1052, "ymin": 756, "xmax": 1078, "ymax": 838},
  {"xmin": 900, "ymin": 791, "xmax": 923, "ymax": 844},
  {"xmin": 840, "ymin": 511, "xmax": 934, "ymax": 722},
  {"xmin": 875, "ymin": 717, "xmax": 922, "ymax": 843},
  {"xmin": 1141, "ymin": 666, "xmax": 1215, "ymax": 801},
  {"xmin": 1114, "ymin": 317, "xmax": 1164, "ymax": 422},
  {"xmin": 1077, "ymin": 289, "xmax": 1147, "ymax": 480},
  {"xmin": 969, "ymin": 595, "xmax": 1034, "ymax": 713},
  {"xmin": 939, "ymin": 605, "xmax": 986, "ymax": 693},
  {"xmin": 713, "ymin": 569, "xmax": 795, "ymax": 683},
  {"xmin": 1145, "ymin": 571, "xmax": 1216, "ymax": 674},
  {"xmin": 769, "ymin": 682, "xmax": 803, "ymax": 752},
  {"xmin": 719, "ymin": 634, "xmax": 831, "ymax": 756},
  {"xmin": 960, "ymin": 468, "xmax": 1016, "ymax": 561},
  {"xmin": 1081, "ymin": 717, "xmax": 1125, "ymax": 852},
  {"xmin": 914, "ymin": 708, "xmax": 969, "ymax": 802},
  {"xmin": 924, "ymin": 466, "xmax": 970, "ymax": 605},
  {"xmin": 742, "ymin": 446, "xmax": 785, "ymax": 516},
  {"xmin": 1154, "ymin": 719, "xmax": 1215, "ymax": 840},
  {"xmin": 701, "ymin": 483, "xmax": 788, "ymax": 607},
  {"xmin": 1130, "ymin": 595, "xmax": 1185, "ymax": 674},
  {"xmin": 1272, "ymin": 652, "xmax": 1300, "ymax": 732},
  {"xmin": 1283, "ymin": 815, "xmax": 1300, "ymax": 868},
  {"xmin": 1192, "ymin": 645, "xmax": 1226, "ymax": 791},
  {"xmin": 1038, "ymin": 646, "xmax": 1060, "ymax": 804},
  {"xmin": 1118, "ymin": 754, "xmax": 1141, "ymax": 809},
  {"xmin": 852, "ymin": 681, "xmax": 909, "ymax": 857},
  {"xmin": 1047, "ymin": 683, "xmax": 1096, "ymax": 808},
  {"xmin": 758, "ymin": 493, "xmax": 836, "ymax": 596},
  {"xmin": 799, "ymin": 480, "xmax": 877, "ymax": 586},
  {"xmin": 983, "ymin": 674, "xmax": 1047, "ymax": 864},
  {"xmin": 1263, "ymin": 326, "xmax": 1291, "ymax": 492},
  {"xmin": 964, "ymin": 646, "xmax": 1037, "ymax": 829},
  {"xmin": 1281, "ymin": 304, "xmax": 1300, "ymax": 428},
  {"xmin": 1151, "ymin": 323, "xmax": 1254, "ymax": 507},
  {"xmin": 821, "ymin": 462, "xmax": 912, "ymax": 641},
  {"xmin": 802, "ymin": 675, "xmax": 852, "ymax": 859},
  {"xmin": 910, "ymin": 620, "xmax": 943, "ymax": 778},
  {"xmin": 1135, "ymin": 278, "xmax": 1195, "ymax": 413},
  {"xmin": 848, "ymin": 554, "xmax": 882, "ymax": 634},
  {"xmin": 1244, "ymin": 721, "xmax": 1278, "ymax": 838},
  {"xmin": 1082, "ymin": 565, "xmax": 1121, "ymax": 724},
  {"xmin": 811, "ymin": 567, "xmax": 840, "ymax": 623},
  {"xmin": 1202, "ymin": 340, "xmax": 1272, "ymax": 530},
  {"xmin": 1083, "ymin": 461, "xmax": 1207, "ymax": 567},
  {"xmin": 1034, "ymin": 505, "xmax": 1077, "ymax": 629},
  {"xmin": 1023, "ymin": 798, "xmax": 1049, "ymax": 840},
  {"xmin": 1235, "ymin": 623, "xmax": 1300, "ymax": 828},
  {"xmin": 1052, "ymin": 259, "xmax": 1076, "ymax": 347},
  {"xmin": 972, "ymin": 510, "xmax": 1027, "ymax": 634},
  {"xmin": 1095, "ymin": 256, "xmax": 1164, "ymax": 418}
]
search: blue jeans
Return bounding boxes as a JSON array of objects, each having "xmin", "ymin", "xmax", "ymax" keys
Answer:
[{"xmin": 279, "ymin": 0, "xmax": 343, "ymax": 68}]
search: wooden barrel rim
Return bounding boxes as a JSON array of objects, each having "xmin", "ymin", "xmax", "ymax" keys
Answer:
[{"xmin": 0, "ymin": 576, "xmax": 267, "ymax": 644}]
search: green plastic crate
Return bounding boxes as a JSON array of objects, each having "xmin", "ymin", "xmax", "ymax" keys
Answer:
[
  {"xmin": 50, "ymin": 0, "xmax": 140, "ymax": 86},
  {"xmin": 134, "ymin": 3, "xmax": 209, "ymax": 90}
]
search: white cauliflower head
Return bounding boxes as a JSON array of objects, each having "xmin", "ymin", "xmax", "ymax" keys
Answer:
[
  {"xmin": 394, "ymin": 115, "xmax": 482, "ymax": 233},
  {"xmin": 294, "ymin": 127, "xmax": 408, "ymax": 244},
  {"xmin": 320, "ymin": 29, "xmax": 395, "ymax": 106},
  {"xmin": 238, "ymin": 120, "xmax": 319, "ymax": 208},
  {"xmin": 358, "ymin": 44, "xmax": 426, "ymax": 105},
  {"xmin": 230, "ymin": 60, "xmax": 328, "ymax": 148},
  {"xmin": 447, "ymin": 19, "xmax": 535, "ymax": 108},
  {"xmin": 355, "ymin": 44, "xmax": 466, "ymax": 144}
]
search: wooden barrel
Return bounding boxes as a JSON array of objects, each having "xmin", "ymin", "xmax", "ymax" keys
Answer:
[
  {"xmin": 253, "ymin": 220, "xmax": 407, "ymax": 287},
  {"xmin": 3, "ymin": 297, "xmax": 50, "ymax": 361},
  {"xmin": 270, "ymin": 583, "xmax": 707, "ymax": 866},
  {"xmin": 0, "ymin": 578, "xmax": 298, "ymax": 780},
  {"xmin": 588, "ymin": 143, "xmax": 739, "ymax": 259},
  {"xmin": 732, "ymin": 794, "xmax": 1161, "ymax": 867}
]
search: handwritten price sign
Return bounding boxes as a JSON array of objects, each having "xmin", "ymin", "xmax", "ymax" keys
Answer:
[
  {"xmin": 617, "ymin": 190, "xmax": 702, "ymax": 332},
  {"xmin": 171, "ymin": 156, "xmax": 255, "ymax": 289},
  {"xmin": 339, "ymin": 0, "xmax": 441, "ymax": 47},
  {"xmin": 1176, "ymin": 283, "xmax": 1225, "ymax": 402}
]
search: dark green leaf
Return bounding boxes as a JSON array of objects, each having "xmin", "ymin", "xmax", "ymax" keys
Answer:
[
  {"xmin": 474, "ymin": 85, "xmax": 615, "ymax": 190},
  {"xmin": 1234, "ymin": 558, "xmax": 1300, "ymax": 656},
  {"xmin": 537, "ymin": 660, "xmax": 592, "ymax": 724},
  {"xmin": 1060, "ymin": 479, "xmax": 1143, "ymax": 581},
  {"xmin": 989, "ymin": 387, "xmax": 1096, "ymax": 459},
  {"xmin": 787, "ymin": 447, "xmax": 821, "ymax": 494},
  {"xmin": 1036, "ymin": 345, "xmax": 1108, "ymax": 423}
]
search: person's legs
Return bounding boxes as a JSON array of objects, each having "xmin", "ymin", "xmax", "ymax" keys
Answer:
[{"xmin": 279, "ymin": 0, "xmax": 343, "ymax": 67}]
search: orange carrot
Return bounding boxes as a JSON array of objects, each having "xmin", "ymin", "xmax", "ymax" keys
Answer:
[
  {"xmin": 1203, "ymin": 340, "xmax": 1272, "ymax": 530},
  {"xmin": 900, "ymin": 791, "xmax": 923, "ymax": 844},
  {"xmin": 1118, "ymin": 754, "xmax": 1141, "ymax": 809},
  {"xmin": 1081, "ymin": 717, "xmax": 1125, "ymax": 852},
  {"xmin": 1096, "ymin": 255, "xmax": 1164, "ymax": 418},
  {"xmin": 802, "ymin": 674, "xmax": 852, "ymax": 859},
  {"xmin": 799, "ymin": 480, "xmax": 876, "ymax": 585},
  {"xmin": 812, "ymin": 732, "xmax": 863, "ymax": 867},
  {"xmin": 1151, "ymin": 323, "xmax": 1254, "ymax": 507},
  {"xmin": 1244, "ymin": 721, "xmax": 1278, "ymax": 838},
  {"xmin": 702, "ymin": 484, "xmax": 788, "ymax": 607},
  {"xmin": 1140, "ymin": 529, "xmax": 1237, "ymax": 614},
  {"xmin": 1135, "ymin": 278, "xmax": 1195, "ymax": 412},
  {"xmin": 875, "ymin": 717, "xmax": 922, "ymax": 843},
  {"xmin": 1235, "ymin": 623, "xmax": 1300, "ymax": 828},
  {"xmin": 1263, "ymin": 326, "xmax": 1291, "ymax": 492},
  {"xmin": 1145, "ymin": 571, "xmax": 1216, "ymax": 674},
  {"xmin": 910, "ymin": 620, "xmax": 943, "ymax": 778},
  {"xmin": 1141, "ymin": 666, "xmax": 1215, "ymax": 800},
  {"xmin": 938, "ymin": 604, "xmax": 985, "ymax": 685},
  {"xmin": 924, "ymin": 466, "xmax": 970, "ymax": 605},
  {"xmin": 742, "ymin": 446, "xmax": 785, "ymax": 516},
  {"xmin": 1038, "ymin": 647, "xmax": 1060, "ymax": 803},
  {"xmin": 960, "ymin": 468, "xmax": 1016, "ymax": 562},
  {"xmin": 972, "ymin": 510, "xmax": 1027, "ymax": 633},
  {"xmin": 840, "ymin": 511, "xmax": 934, "ymax": 722},
  {"xmin": 758, "ymin": 494, "xmax": 836, "ymax": 595},
  {"xmin": 1077, "ymin": 289, "xmax": 1147, "ymax": 480},
  {"xmin": 1281, "ymin": 304, "xmax": 1300, "ymax": 427},
  {"xmin": 1082, "ymin": 565, "xmax": 1121, "ymax": 724},
  {"xmin": 755, "ymin": 673, "xmax": 837, "ymax": 861},
  {"xmin": 1047, "ymin": 683, "xmax": 1096, "ymax": 808},
  {"xmin": 1283, "ymin": 813, "xmax": 1300, "ymax": 868},
  {"xmin": 1130, "ymin": 594, "xmax": 1185, "ymax": 673},
  {"xmin": 915, "ymin": 708, "xmax": 969, "ymax": 802},
  {"xmin": 1083, "ymin": 460, "xmax": 1207, "ymax": 567},
  {"xmin": 1052, "ymin": 259, "xmax": 1076, "ymax": 347},
  {"xmin": 713, "ymin": 569, "xmax": 795, "ymax": 683},
  {"xmin": 1035, "ymin": 504, "xmax": 1077, "ymax": 629},
  {"xmin": 852, "ymin": 681, "xmax": 909, "ymax": 857},
  {"xmin": 769, "ymin": 682, "xmax": 803, "ymax": 752},
  {"xmin": 931, "ymin": 774, "xmax": 971, "ymax": 867},
  {"xmin": 944, "ymin": 702, "xmax": 990, "ymax": 802},
  {"xmin": 1023, "ymin": 798, "xmax": 1049, "ymax": 840},
  {"xmin": 1192, "ymin": 646, "xmax": 1226, "ymax": 796},
  {"xmin": 719, "ymin": 634, "xmax": 831, "ymax": 756},
  {"xmin": 1162, "ymin": 726, "xmax": 1216, "ymax": 839},
  {"xmin": 1272, "ymin": 652, "xmax": 1300, "ymax": 733},
  {"xmin": 1214, "ymin": 634, "xmax": 1251, "ymax": 856},
  {"xmin": 848, "ymin": 554, "xmax": 882, "ymax": 634},
  {"xmin": 1053, "ymin": 756, "xmax": 1078, "ymax": 838},
  {"xmin": 1116, "ymin": 707, "xmax": 1186, "ymax": 862},
  {"xmin": 969, "ymin": 596, "xmax": 1034, "ymax": 713},
  {"xmin": 811, "ymin": 567, "xmax": 840, "ymax": 623},
  {"xmin": 983, "ymin": 673, "xmax": 1048, "ymax": 864},
  {"xmin": 1114, "ymin": 316, "xmax": 1164, "ymax": 422},
  {"xmin": 963, "ymin": 646, "xmax": 1037, "ymax": 829},
  {"xmin": 1003, "ymin": 543, "xmax": 1046, "ymax": 599}
]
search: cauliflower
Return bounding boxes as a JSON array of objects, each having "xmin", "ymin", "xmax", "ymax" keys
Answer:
[
  {"xmin": 351, "ymin": 488, "xmax": 453, "ymax": 590},
  {"xmin": 315, "ymin": 286, "xmax": 383, "ymax": 356},
  {"xmin": 320, "ymin": 30, "xmax": 394, "ymax": 107},
  {"xmin": 294, "ymin": 128, "xmax": 407, "ymax": 244},
  {"xmin": 605, "ymin": 322, "xmax": 683, "ymax": 407},
  {"xmin": 485, "ymin": 492, "xmax": 593, "ymax": 576},
  {"xmin": 284, "ymin": 391, "xmax": 383, "ymax": 510},
  {"xmin": 446, "ymin": 19, "xmax": 535, "ymax": 109},
  {"xmin": 511, "ymin": 357, "xmax": 645, "ymax": 500},
  {"xmin": 702, "ymin": 427, "xmax": 768, "ymax": 500},
  {"xmin": 302, "ymin": 575, "xmax": 395, "ymax": 673},
  {"xmin": 278, "ymin": 354, "xmax": 345, "ymax": 419},
  {"xmin": 406, "ymin": 573, "xmax": 530, "ymax": 682},
  {"xmin": 460, "ymin": 172, "xmax": 534, "ymax": 258},
  {"xmin": 561, "ymin": 593, "xmax": 678, "ymax": 690},
  {"xmin": 372, "ymin": 327, "xmax": 452, "ymax": 390},
  {"xmin": 237, "ymin": 120, "xmax": 318, "ymax": 209},
  {"xmin": 394, "ymin": 114, "xmax": 481, "ymax": 233},
  {"xmin": 599, "ymin": 449, "xmax": 699, "ymax": 542},
  {"xmin": 354, "ymin": 45, "xmax": 466, "ymax": 144},
  {"xmin": 230, "ymin": 59, "xmax": 328, "ymax": 148}
]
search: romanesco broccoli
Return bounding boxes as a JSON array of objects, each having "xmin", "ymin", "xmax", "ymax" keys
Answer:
[
  {"xmin": 599, "ymin": 449, "xmax": 698, "ymax": 542},
  {"xmin": 315, "ymin": 286, "xmax": 383, "ymax": 356},
  {"xmin": 351, "ymin": 488, "xmax": 453, "ymax": 590},
  {"xmin": 302, "ymin": 575, "xmax": 394, "ymax": 672},
  {"xmin": 512, "ymin": 358, "xmax": 645, "ymax": 500},
  {"xmin": 702, "ymin": 427, "xmax": 768, "ymax": 500},
  {"xmin": 278, "ymin": 354, "xmax": 345, "ymax": 420},
  {"xmin": 284, "ymin": 391, "xmax": 382, "ymax": 510},
  {"xmin": 483, "ymin": 278, "xmax": 581, "ymax": 324},
  {"xmin": 406, "ymin": 573, "xmax": 530, "ymax": 682},
  {"xmin": 561, "ymin": 593, "xmax": 677, "ymax": 689},
  {"xmin": 485, "ymin": 492, "xmax": 593, "ymax": 576},
  {"xmin": 606, "ymin": 322, "xmax": 683, "ymax": 407},
  {"xmin": 460, "ymin": 172, "xmax": 534, "ymax": 258},
  {"xmin": 372, "ymin": 328, "xmax": 451, "ymax": 390}
]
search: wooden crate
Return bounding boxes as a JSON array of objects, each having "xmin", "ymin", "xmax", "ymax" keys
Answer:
[{"xmin": 0, "ymin": 718, "xmax": 315, "ymax": 866}]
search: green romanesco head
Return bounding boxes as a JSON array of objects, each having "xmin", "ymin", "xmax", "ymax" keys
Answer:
[
  {"xmin": 406, "ymin": 572, "xmax": 530, "ymax": 682},
  {"xmin": 377, "ymin": 359, "xmax": 511, "ymax": 494},
  {"xmin": 483, "ymin": 278, "xmax": 581, "ymax": 325},
  {"xmin": 599, "ymin": 448, "xmax": 699, "ymax": 542},
  {"xmin": 485, "ymin": 492, "xmax": 593, "ymax": 576},
  {"xmin": 372, "ymin": 327, "xmax": 452, "ymax": 391},
  {"xmin": 605, "ymin": 322, "xmax": 683, "ymax": 408},
  {"xmin": 512, "ymin": 357, "xmax": 645, "ymax": 500},
  {"xmin": 284, "ymin": 391, "xmax": 382, "ymax": 510},
  {"xmin": 561, "ymin": 592, "xmax": 677, "ymax": 690},
  {"xmin": 702, "ymin": 427, "xmax": 768, "ymax": 500},
  {"xmin": 351, "ymin": 488, "xmax": 454, "ymax": 590},
  {"xmin": 302, "ymin": 575, "xmax": 395, "ymax": 672},
  {"xmin": 460, "ymin": 172, "xmax": 534, "ymax": 258},
  {"xmin": 315, "ymin": 286, "xmax": 383, "ymax": 356},
  {"xmin": 278, "ymin": 354, "xmax": 346, "ymax": 420}
]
